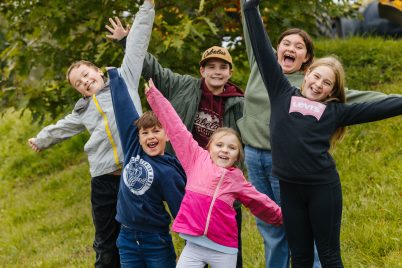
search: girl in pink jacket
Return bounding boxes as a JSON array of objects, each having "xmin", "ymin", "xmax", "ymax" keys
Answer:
[{"xmin": 145, "ymin": 79, "xmax": 282, "ymax": 268}]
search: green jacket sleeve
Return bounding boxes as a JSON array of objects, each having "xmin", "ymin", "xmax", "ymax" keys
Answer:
[
  {"xmin": 345, "ymin": 88, "xmax": 401, "ymax": 104},
  {"xmin": 142, "ymin": 52, "xmax": 199, "ymax": 100}
]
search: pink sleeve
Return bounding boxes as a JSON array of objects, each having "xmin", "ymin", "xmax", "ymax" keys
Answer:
[
  {"xmin": 237, "ymin": 179, "xmax": 283, "ymax": 225},
  {"xmin": 146, "ymin": 86, "xmax": 203, "ymax": 171}
]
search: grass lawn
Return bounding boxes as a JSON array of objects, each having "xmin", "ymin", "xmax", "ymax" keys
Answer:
[{"xmin": 1, "ymin": 37, "xmax": 401, "ymax": 267}]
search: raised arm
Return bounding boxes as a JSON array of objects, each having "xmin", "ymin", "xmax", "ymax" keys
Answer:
[
  {"xmin": 119, "ymin": 0, "xmax": 155, "ymax": 115},
  {"xmin": 106, "ymin": 14, "xmax": 198, "ymax": 102},
  {"xmin": 243, "ymin": 0, "xmax": 291, "ymax": 101},
  {"xmin": 142, "ymin": 52, "xmax": 199, "ymax": 100},
  {"xmin": 108, "ymin": 68, "xmax": 140, "ymax": 154},
  {"xmin": 145, "ymin": 80, "xmax": 204, "ymax": 171},
  {"xmin": 241, "ymin": 0, "xmax": 261, "ymax": 76}
]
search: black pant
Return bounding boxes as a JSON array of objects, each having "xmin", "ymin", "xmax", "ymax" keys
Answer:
[
  {"xmin": 91, "ymin": 174, "xmax": 121, "ymax": 268},
  {"xmin": 234, "ymin": 203, "xmax": 243, "ymax": 268},
  {"xmin": 280, "ymin": 180, "xmax": 343, "ymax": 268}
]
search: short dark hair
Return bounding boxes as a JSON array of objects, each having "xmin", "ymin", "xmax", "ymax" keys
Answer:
[{"xmin": 135, "ymin": 111, "xmax": 162, "ymax": 130}]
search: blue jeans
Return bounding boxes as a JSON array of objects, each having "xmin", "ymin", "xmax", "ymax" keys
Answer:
[
  {"xmin": 117, "ymin": 226, "xmax": 176, "ymax": 268},
  {"xmin": 244, "ymin": 145, "xmax": 321, "ymax": 268}
]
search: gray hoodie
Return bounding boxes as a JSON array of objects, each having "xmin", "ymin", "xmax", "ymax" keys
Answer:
[{"xmin": 34, "ymin": 1, "xmax": 155, "ymax": 177}]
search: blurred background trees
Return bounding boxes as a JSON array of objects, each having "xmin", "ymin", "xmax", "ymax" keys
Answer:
[{"xmin": 0, "ymin": 0, "xmax": 359, "ymax": 121}]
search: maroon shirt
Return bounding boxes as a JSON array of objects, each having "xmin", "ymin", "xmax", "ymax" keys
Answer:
[{"xmin": 192, "ymin": 78, "xmax": 244, "ymax": 148}]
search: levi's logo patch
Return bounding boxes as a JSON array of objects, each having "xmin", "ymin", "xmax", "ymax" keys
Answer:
[{"xmin": 289, "ymin": 96, "xmax": 326, "ymax": 120}]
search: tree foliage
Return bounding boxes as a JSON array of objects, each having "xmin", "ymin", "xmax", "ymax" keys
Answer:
[{"xmin": 0, "ymin": 0, "xmax": 355, "ymax": 122}]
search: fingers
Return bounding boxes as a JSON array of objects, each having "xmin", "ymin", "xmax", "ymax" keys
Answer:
[
  {"xmin": 149, "ymin": 78, "xmax": 155, "ymax": 88},
  {"xmin": 114, "ymin": 17, "xmax": 123, "ymax": 27},
  {"xmin": 105, "ymin": 24, "xmax": 114, "ymax": 32},
  {"xmin": 28, "ymin": 138, "xmax": 41, "ymax": 152},
  {"xmin": 144, "ymin": 82, "xmax": 150, "ymax": 94},
  {"xmin": 108, "ymin": 17, "xmax": 118, "ymax": 28}
]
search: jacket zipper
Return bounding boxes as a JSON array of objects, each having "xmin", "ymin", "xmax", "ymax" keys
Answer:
[
  {"xmin": 92, "ymin": 94, "xmax": 122, "ymax": 169},
  {"xmin": 203, "ymin": 168, "xmax": 226, "ymax": 236}
]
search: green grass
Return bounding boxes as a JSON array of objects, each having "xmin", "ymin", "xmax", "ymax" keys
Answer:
[{"xmin": 1, "ymin": 37, "xmax": 402, "ymax": 267}]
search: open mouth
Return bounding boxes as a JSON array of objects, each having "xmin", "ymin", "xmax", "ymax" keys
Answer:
[
  {"xmin": 310, "ymin": 86, "xmax": 321, "ymax": 95},
  {"xmin": 87, "ymin": 81, "xmax": 95, "ymax": 91},
  {"xmin": 147, "ymin": 141, "xmax": 158, "ymax": 149},
  {"xmin": 283, "ymin": 53, "xmax": 296, "ymax": 64},
  {"xmin": 218, "ymin": 155, "xmax": 229, "ymax": 160}
]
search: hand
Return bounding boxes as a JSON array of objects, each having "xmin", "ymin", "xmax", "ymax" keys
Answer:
[
  {"xmin": 28, "ymin": 138, "xmax": 41, "ymax": 152},
  {"xmin": 144, "ymin": 78, "xmax": 155, "ymax": 94},
  {"xmin": 105, "ymin": 17, "xmax": 130, "ymax": 41}
]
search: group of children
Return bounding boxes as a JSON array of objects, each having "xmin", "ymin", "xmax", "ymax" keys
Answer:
[{"xmin": 27, "ymin": 0, "xmax": 402, "ymax": 268}]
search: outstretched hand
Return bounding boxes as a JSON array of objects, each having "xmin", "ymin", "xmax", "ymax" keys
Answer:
[
  {"xmin": 105, "ymin": 17, "xmax": 130, "ymax": 41},
  {"xmin": 144, "ymin": 79, "xmax": 156, "ymax": 94},
  {"xmin": 28, "ymin": 138, "xmax": 41, "ymax": 152}
]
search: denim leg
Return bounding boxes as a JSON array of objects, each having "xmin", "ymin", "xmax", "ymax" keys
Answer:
[
  {"xmin": 117, "ymin": 227, "xmax": 176, "ymax": 268},
  {"xmin": 312, "ymin": 243, "xmax": 321, "ymax": 268},
  {"xmin": 117, "ymin": 228, "xmax": 146, "ymax": 268},
  {"xmin": 244, "ymin": 145, "xmax": 289, "ymax": 268},
  {"xmin": 143, "ymin": 232, "xmax": 176, "ymax": 268}
]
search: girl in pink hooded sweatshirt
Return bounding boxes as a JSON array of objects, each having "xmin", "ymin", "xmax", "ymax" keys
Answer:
[{"xmin": 145, "ymin": 79, "xmax": 282, "ymax": 268}]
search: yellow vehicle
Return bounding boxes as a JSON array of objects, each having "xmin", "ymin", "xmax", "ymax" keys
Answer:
[{"xmin": 379, "ymin": 0, "xmax": 402, "ymax": 26}]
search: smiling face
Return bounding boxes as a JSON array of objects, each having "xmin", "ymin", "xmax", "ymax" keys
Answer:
[
  {"xmin": 302, "ymin": 65, "xmax": 336, "ymax": 102},
  {"xmin": 200, "ymin": 59, "xmax": 233, "ymax": 95},
  {"xmin": 68, "ymin": 64, "xmax": 105, "ymax": 97},
  {"xmin": 277, "ymin": 33, "xmax": 310, "ymax": 74},
  {"xmin": 139, "ymin": 125, "xmax": 168, "ymax": 157},
  {"xmin": 208, "ymin": 132, "xmax": 241, "ymax": 168}
]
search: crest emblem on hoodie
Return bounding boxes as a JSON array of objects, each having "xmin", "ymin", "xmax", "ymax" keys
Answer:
[{"xmin": 123, "ymin": 155, "xmax": 154, "ymax": 195}]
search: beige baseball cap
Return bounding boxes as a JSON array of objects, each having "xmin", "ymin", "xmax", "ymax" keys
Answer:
[{"xmin": 199, "ymin": 46, "xmax": 233, "ymax": 68}]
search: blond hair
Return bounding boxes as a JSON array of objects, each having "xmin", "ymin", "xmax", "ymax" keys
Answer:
[
  {"xmin": 66, "ymin": 60, "xmax": 101, "ymax": 85},
  {"xmin": 302, "ymin": 56, "xmax": 347, "ymax": 149},
  {"xmin": 206, "ymin": 127, "xmax": 244, "ymax": 165}
]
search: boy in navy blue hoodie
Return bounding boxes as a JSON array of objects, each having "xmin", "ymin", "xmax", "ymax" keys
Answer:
[{"xmin": 109, "ymin": 67, "xmax": 185, "ymax": 268}]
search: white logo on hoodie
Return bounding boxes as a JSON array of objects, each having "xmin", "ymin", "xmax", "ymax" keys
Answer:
[{"xmin": 123, "ymin": 155, "xmax": 154, "ymax": 195}]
